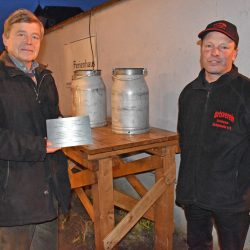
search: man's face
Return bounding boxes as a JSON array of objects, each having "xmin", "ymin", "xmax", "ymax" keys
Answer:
[
  {"xmin": 200, "ymin": 31, "xmax": 238, "ymax": 83},
  {"xmin": 2, "ymin": 22, "xmax": 42, "ymax": 69}
]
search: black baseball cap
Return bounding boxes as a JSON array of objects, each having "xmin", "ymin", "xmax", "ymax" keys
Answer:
[{"xmin": 198, "ymin": 20, "xmax": 239, "ymax": 47}]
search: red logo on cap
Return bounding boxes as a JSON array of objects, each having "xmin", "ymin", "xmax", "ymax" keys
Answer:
[{"xmin": 213, "ymin": 22, "xmax": 227, "ymax": 30}]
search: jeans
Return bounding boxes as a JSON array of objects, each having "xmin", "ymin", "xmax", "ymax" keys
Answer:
[
  {"xmin": 184, "ymin": 205, "xmax": 250, "ymax": 250},
  {"xmin": 0, "ymin": 218, "xmax": 58, "ymax": 250}
]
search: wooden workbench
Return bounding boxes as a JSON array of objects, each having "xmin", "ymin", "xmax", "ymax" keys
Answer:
[{"xmin": 63, "ymin": 124, "xmax": 178, "ymax": 250}]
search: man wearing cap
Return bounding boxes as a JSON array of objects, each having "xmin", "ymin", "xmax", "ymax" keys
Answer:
[{"xmin": 176, "ymin": 20, "xmax": 250, "ymax": 249}]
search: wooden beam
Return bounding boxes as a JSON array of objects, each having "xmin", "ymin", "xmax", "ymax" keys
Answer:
[
  {"xmin": 68, "ymin": 168, "xmax": 96, "ymax": 188},
  {"xmin": 113, "ymin": 189, "xmax": 154, "ymax": 221},
  {"xmin": 64, "ymin": 148, "xmax": 99, "ymax": 171},
  {"xmin": 154, "ymin": 145, "xmax": 176, "ymax": 250},
  {"xmin": 113, "ymin": 155, "xmax": 161, "ymax": 177},
  {"xmin": 103, "ymin": 177, "xmax": 166, "ymax": 250},
  {"xmin": 86, "ymin": 141, "xmax": 176, "ymax": 160},
  {"xmin": 74, "ymin": 188, "xmax": 94, "ymax": 222},
  {"xmin": 92, "ymin": 158, "xmax": 115, "ymax": 250},
  {"xmin": 68, "ymin": 155, "xmax": 160, "ymax": 189},
  {"xmin": 126, "ymin": 175, "xmax": 148, "ymax": 197}
]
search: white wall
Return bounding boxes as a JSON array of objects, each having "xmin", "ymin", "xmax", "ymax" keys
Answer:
[{"xmin": 38, "ymin": 0, "xmax": 250, "ymax": 248}]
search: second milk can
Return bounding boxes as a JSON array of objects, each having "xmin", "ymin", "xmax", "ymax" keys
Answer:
[
  {"xmin": 111, "ymin": 68, "xmax": 149, "ymax": 134},
  {"xmin": 71, "ymin": 70, "xmax": 107, "ymax": 128}
]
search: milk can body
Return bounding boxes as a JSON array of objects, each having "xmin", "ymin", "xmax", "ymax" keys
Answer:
[
  {"xmin": 112, "ymin": 68, "xmax": 149, "ymax": 134},
  {"xmin": 71, "ymin": 70, "xmax": 107, "ymax": 128}
]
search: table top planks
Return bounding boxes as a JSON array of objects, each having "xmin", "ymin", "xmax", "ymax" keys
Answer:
[{"xmin": 69, "ymin": 125, "xmax": 178, "ymax": 157}]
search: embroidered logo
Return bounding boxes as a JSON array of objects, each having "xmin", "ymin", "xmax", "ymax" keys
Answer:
[
  {"xmin": 212, "ymin": 111, "xmax": 235, "ymax": 130},
  {"xmin": 213, "ymin": 22, "xmax": 227, "ymax": 30}
]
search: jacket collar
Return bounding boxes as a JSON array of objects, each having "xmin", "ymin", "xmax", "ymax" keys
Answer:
[
  {"xmin": 0, "ymin": 51, "xmax": 51, "ymax": 77},
  {"xmin": 0, "ymin": 51, "xmax": 16, "ymax": 68},
  {"xmin": 192, "ymin": 65, "xmax": 239, "ymax": 90}
]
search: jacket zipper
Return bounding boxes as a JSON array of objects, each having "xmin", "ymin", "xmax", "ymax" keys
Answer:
[
  {"xmin": 234, "ymin": 170, "xmax": 239, "ymax": 196},
  {"xmin": 32, "ymin": 73, "xmax": 49, "ymax": 102},
  {"xmin": 204, "ymin": 90, "xmax": 211, "ymax": 113},
  {"xmin": 194, "ymin": 89, "xmax": 211, "ymax": 202}
]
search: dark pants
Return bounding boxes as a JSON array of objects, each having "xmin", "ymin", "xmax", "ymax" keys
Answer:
[
  {"xmin": 0, "ymin": 218, "xmax": 58, "ymax": 250},
  {"xmin": 184, "ymin": 205, "xmax": 250, "ymax": 250}
]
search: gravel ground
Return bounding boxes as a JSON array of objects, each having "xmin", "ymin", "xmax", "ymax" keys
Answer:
[{"xmin": 59, "ymin": 192, "xmax": 187, "ymax": 250}]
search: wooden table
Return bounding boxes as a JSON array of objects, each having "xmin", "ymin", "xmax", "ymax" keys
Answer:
[{"xmin": 63, "ymin": 125, "xmax": 178, "ymax": 250}]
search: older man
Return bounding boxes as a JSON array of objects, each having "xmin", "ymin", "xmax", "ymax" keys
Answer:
[{"xmin": 0, "ymin": 9, "xmax": 70, "ymax": 250}]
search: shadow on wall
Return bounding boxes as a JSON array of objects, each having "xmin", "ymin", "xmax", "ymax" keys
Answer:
[{"xmin": 151, "ymin": 90, "xmax": 179, "ymax": 131}]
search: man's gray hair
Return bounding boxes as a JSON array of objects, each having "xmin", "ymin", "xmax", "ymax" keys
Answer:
[{"xmin": 3, "ymin": 9, "xmax": 44, "ymax": 39}]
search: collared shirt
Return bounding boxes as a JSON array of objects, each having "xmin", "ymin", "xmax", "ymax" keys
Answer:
[{"xmin": 8, "ymin": 54, "xmax": 39, "ymax": 83}]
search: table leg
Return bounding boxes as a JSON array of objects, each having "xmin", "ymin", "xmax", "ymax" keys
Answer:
[
  {"xmin": 92, "ymin": 158, "xmax": 115, "ymax": 250},
  {"xmin": 154, "ymin": 146, "xmax": 176, "ymax": 249}
]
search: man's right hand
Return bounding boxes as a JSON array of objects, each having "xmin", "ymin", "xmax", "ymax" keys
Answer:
[{"xmin": 46, "ymin": 140, "xmax": 61, "ymax": 153}]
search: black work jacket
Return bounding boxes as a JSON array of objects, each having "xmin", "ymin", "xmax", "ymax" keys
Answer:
[
  {"xmin": 176, "ymin": 66, "xmax": 250, "ymax": 212},
  {"xmin": 0, "ymin": 51, "xmax": 71, "ymax": 226}
]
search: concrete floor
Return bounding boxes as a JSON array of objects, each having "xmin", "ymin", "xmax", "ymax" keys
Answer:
[{"xmin": 58, "ymin": 192, "xmax": 187, "ymax": 250}]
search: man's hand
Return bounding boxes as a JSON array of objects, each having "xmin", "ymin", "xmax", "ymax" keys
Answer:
[{"xmin": 46, "ymin": 140, "xmax": 61, "ymax": 153}]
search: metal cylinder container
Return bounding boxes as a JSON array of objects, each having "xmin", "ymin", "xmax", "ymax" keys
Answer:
[
  {"xmin": 111, "ymin": 68, "xmax": 149, "ymax": 134},
  {"xmin": 71, "ymin": 70, "xmax": 107, "ymax": 128}
]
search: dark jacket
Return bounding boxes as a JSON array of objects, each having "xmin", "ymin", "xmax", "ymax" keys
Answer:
[
  {"xmin": 176, "ymin": 65, "xmax": 250, "ymax": 212},
  {"xmin": 0, "ymin": 51, "xmax": 71, "ymax": 226}
]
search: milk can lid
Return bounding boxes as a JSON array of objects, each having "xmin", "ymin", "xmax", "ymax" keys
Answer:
[
  {"xmin": 73, "ymin": 69, "xmax": 101, "ymax": 79},
  {"xmin": 112, "ymin": 68, "xmax": 147, "ymax": 76}
]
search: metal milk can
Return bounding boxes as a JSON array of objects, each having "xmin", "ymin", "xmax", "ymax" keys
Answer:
[
  {"xmin": 111, "ymin": 68, "xmax": 149, "ymax": 134},
  {"xmin": 71, "ymin": 70, "xmax": 107, "ymax": 128}
]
